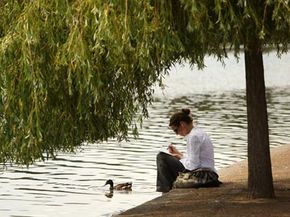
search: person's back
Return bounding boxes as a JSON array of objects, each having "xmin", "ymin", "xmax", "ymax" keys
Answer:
[
  {"xmin": 180, "ymin": 126, "xmax": 216, "ymax": 172},
  {"xmin": 192, "ymin": 127, "xmax": 216, "ymax": 172}
]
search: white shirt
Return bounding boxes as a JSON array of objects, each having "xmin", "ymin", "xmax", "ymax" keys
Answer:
[{"xmin": 179, "ymin": 126, "xmax": 216, "ymax": 172}]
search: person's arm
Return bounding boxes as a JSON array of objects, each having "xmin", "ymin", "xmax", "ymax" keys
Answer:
[
  {"xmin": 185, "ymin": 135, "xmax": 201, "ymax": 169},
  {"xmin": 168, "ymin": 144, "xmax": 183, "ymax": 159}
]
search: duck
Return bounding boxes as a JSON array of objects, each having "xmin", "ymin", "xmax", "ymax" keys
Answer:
[{"xmin": 104, "ymin": 179, "xmax": 132, "ymax": 191}]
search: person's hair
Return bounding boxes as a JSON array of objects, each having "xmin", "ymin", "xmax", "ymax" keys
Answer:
[{"xmin": 169, "ymin": 108, "xmax": 193, "ymax": 127}]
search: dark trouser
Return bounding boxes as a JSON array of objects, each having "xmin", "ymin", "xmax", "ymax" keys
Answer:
[{"xmin": 156, "ymin": 152, "xmax": 185, "ymax": 192}]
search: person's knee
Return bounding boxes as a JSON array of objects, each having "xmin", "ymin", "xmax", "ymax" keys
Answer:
[{"xmin": 156, "ymin": 152, "xmax": 167, "ymax": 162}]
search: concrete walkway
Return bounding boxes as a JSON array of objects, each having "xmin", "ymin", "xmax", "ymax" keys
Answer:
[{"xmin": 118, "ymin": 144, "xmax": 290, "ymax": 217}]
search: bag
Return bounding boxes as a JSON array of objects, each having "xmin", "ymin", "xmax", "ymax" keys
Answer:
[{"xmin": 173, "ymin": 168, "xmax": 221, "ymax": 188}]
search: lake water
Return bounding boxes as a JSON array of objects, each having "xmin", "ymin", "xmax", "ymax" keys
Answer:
[{"xmin": 0, "ymin": 52, "xmax": 290, "ymax": 217}]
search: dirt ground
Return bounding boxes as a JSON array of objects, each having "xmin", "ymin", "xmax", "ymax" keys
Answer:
[{"xmin": 118, "ymin": 144, "xmax": 290, "ymax": 217}]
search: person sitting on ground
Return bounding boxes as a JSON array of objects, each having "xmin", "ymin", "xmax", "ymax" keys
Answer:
[{"xmin": 156, "ymin": 108, "xmax": 221, "ymax": 193}]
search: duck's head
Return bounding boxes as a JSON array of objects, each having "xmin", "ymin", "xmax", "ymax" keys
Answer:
[{"xmin": 105, "ymin": 179, "xmax": 114, "ymax": 187}]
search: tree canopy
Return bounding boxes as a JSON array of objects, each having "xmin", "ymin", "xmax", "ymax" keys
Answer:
[{"xmin": 0, "ymin": 0, "xmax": 289, "ymax": 168}]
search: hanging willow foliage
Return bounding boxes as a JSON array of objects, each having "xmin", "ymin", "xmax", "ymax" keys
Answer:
[{"xmin": 0, "ymin": 0, "xmax": 289, "ymax": 165}]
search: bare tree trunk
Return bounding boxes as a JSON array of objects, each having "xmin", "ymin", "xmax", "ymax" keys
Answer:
[{"xmin": 245, "ymin": 39, "xmax": 275, "ymax": 198}]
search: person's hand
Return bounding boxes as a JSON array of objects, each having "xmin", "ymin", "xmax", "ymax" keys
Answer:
[
  {"xmin": 168, "ymin": 144, "xmax": 183, "ymax": 159},
  {"xmin": 167, "ymin": 144, "xmax": 177, "ymax": 154}
]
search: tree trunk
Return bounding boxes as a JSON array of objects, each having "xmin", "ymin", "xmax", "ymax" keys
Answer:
[{"xmin": 245, "ymin": 39, "xmax": 275, "ymax": 198}]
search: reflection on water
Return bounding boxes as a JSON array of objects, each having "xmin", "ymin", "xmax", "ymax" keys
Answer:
[{"xmin": 0, "ymin": 53, "xmax": 290, "ymax": 217}]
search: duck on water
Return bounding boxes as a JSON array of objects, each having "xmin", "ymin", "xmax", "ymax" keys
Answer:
[{"xmin": 105, "ymin": 179, "xmax": 132, "ymax": 191}]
